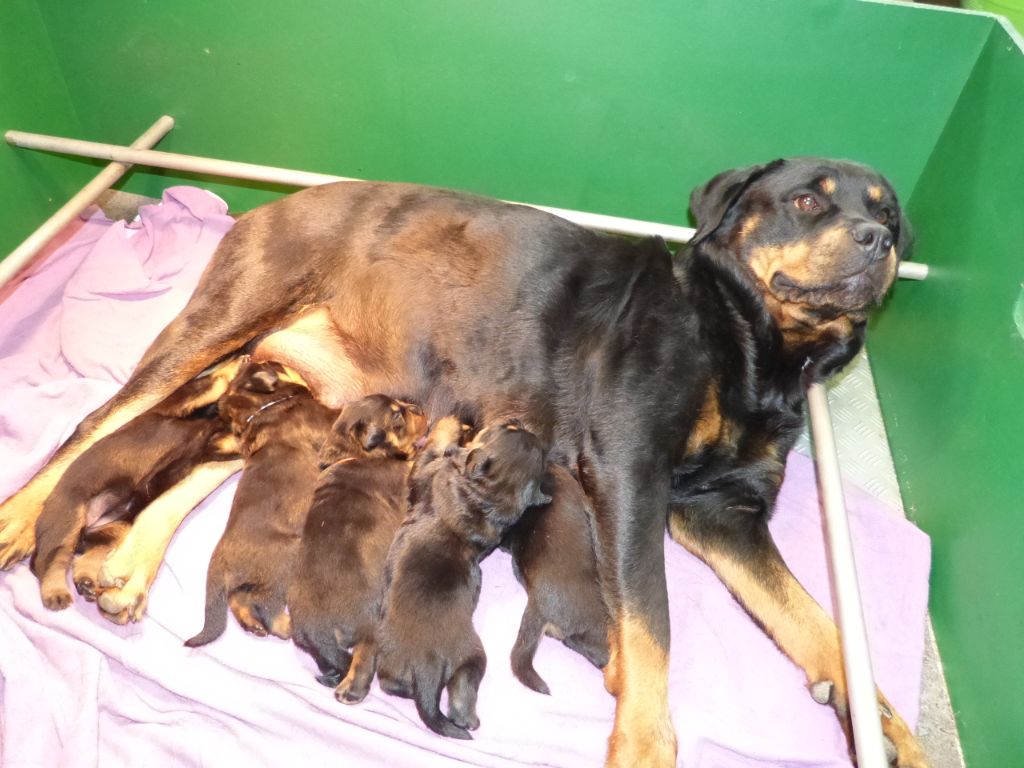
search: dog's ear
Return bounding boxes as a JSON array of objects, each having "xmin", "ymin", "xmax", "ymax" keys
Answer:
[
  {"xmin": 894, "ymin": 204, "xmax": 914, "ymax": 262},
  {"xmin": 521, "ymin": 479, "xmax": 552, "ymax": 509},
  {"xmin": 465, "ymin": 448, "xmax": 492, "ymax": 478},
  {"xmin": 689, "ymin": 159, "xmax": 786, "ymax": 244},
  {"xmin": 244, "ymin": 367, "xmax": 279, "ymax": 393}
]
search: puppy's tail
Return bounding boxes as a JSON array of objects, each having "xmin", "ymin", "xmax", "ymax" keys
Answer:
[
  {"xmin": 184, "ymin": 556, "xmax": 228, "ymax": 648},
  {"xmin": 413, "ymin": 672, "xmax": 472, "ymax": 740},
  {"xmin": 510, "ymin": 601, "xmax": 551, "ymax": 695}
]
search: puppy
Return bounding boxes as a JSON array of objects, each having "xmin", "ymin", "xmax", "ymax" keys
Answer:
[
  {"xmin": 502, "ymin": 463, "xmax": 609, "ymax": 694},
  {"xmin": 376, "ymin": 418, "xmax": 550, "ymax": 739},
  {"xmin": 31, "ymin": 359, "xmax": 243, "ymax": 610},
  {"xmin": 288, "ymin": 394, "xmax": 428, "ymax": 702},
  {"xmin": 186, "ymin": 361, "xmax": 335, "ymax": 646}
]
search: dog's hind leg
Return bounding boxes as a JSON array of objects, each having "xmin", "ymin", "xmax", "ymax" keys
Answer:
[
  {"xmin": 99, "ymin": 459, "xmax": 244, "ymax": 625},
  {"xmin": 446, "ymin": 654, "xmax": 485, "ymax": 732},
  {"xmin": 73, "ymin": 521, "xmax": 132, "ymax": 602},
  {"xmin": 230, "ymin": 585, "xmax": 292, "ymax": 639},
  {"xmin": 564, "ymin": 626, "xmax": 611, "ymax": 670},
  {"xmin": 668, "ymin": 509, "xmax": 929, "ymax": 768},
  {"xmin": 335, "ymin": 640, "xmax": 376, "ymax": 704},
  {"xmin": 0, "ymin": 245, "xmax": 305, "ymax": 569},
  {"xmin": 510, "ymin": 599, "xmax": 551, "ymax": 694}
]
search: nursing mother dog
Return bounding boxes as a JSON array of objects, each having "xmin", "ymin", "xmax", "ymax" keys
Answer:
[{"xmin": 0, "ymin": 157, "xmax": 927, "ymax": 766}]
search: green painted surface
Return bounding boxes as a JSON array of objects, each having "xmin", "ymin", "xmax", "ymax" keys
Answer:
[
  {"xmin": 0, "ymin": 0, "xmax": 95, "ymax": 260},
  {"xmin": 870, "ymin": 22, "xmax": 1024, "ymax": 767},
  {"xmin": 2, "ymin": 0, "xmax": 1021, "ymax": 764},
  {"xmin": 28, "ymin": 0, "xmax": 986, "ymax": 221}
]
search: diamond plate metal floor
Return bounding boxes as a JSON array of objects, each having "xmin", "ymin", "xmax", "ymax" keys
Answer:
[{"xmin": 795, "ymin": 348, "xmax": 965, "ymax": 768}]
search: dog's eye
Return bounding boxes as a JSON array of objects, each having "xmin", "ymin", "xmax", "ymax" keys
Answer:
[
  {"xmin": 875, "ymin": 207, "xmax": 892, "ymax": 227},
  {"xmin": 794, "ymin": 194, "xmax": 821, "ymax": 213}
]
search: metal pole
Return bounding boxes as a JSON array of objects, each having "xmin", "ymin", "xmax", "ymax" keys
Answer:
[
  {"xmin": 0, "ymin": 116, "xmax": 176, "ymax": 288},
  {"xmin": 807, "ymin": 382, "xmax": 889, "ymax": 768}
]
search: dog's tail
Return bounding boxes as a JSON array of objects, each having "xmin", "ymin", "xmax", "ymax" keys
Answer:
[
  {"xmin": 510, "ymin": 601, "xmax": 551, "ymax": 695},
  {"xmin": 184, "ymin": 556, "xmax": 228, "ymax": 648},
  {"xmin": 413, "ymin": 670, "xmax": 472, "ymax": 740}
]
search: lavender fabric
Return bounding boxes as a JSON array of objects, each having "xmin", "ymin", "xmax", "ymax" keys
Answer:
[{"xmin": 0, "ymin": 187, "xmax": 931, "ymax": 768}]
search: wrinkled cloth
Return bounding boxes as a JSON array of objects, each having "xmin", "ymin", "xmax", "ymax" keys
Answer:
[{"xmin": 0, "ymin": 187, "xmax": 930, "ymax": 767}]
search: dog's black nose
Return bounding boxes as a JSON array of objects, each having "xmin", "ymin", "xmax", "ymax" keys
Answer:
[{"xmin": 851, "ymin": 222, "xmax": 893, "ymax": 259}]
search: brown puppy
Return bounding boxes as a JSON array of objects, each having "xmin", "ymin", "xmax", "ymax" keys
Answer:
[
  {"xmin": 376, "ymin": 418, "xmax": 550, "ymax": 740},
  {"xmin": 288, "ymin": 394, "xmax": 427, "ymax": 702},
  {"xmin": 502, "ymin": 463, "xmax": 609, "ymax": 695},
  {"xmin": 186, "ymin": 361, "xmax": 335, "ymax": 646},
  {"xmin": 31, "ymin": 359, "xmax": 242, "ymax": 610}
]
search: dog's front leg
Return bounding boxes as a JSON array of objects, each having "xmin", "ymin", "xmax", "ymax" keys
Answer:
[
  {"xmin": 668, "ymin": 506, "xmax": 929, "ymax": 768},
  {"xmin": 581, "ymin": 456, "xmax": 676, "ymax": 768}
]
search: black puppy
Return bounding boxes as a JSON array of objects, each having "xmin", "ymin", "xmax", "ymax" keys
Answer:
[
  {"xmin": 502, "ymin": 463, "xmax": 609, "ymax": 694},
  {"xmin": 186, "ymin": 361, "xmax": 335, "ymax": 646},
  {"xmin": 376, "ymin": 418, "xmax": 550, "ymax": 739},
  {"xmin": 31, "ymin": 358, "xmax": 242, "ymax": 610},
  {"xmin": 288, "ymin": 394, "xmax": 428, "ymax": 702}
]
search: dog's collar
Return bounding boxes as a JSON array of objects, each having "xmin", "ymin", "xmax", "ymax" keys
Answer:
[{"xmin": 242, "ymin": 393, "xmax": 300, "ymax": 428}]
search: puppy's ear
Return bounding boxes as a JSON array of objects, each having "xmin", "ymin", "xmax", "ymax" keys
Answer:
[
  {"xmin": 521, "ymin": 479, "xmax": 552, "ymax": 509},
  {"xmin": 689, "ymin": 159, "xmax": 785, "ymax": 245},
  {"xmin": 465, "ymin": 448, "xmax": 492, "ymax": 478},
  {"xmin": 244, "ymin": 367, "xmax": 279, "ymax": 393},
  {"xmin": 894, "ymin": 204, "xmax": 914, "ymax": 262}
]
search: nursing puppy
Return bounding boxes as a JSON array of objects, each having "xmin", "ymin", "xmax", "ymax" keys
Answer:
[
  {"xmin": 502, "ymin": 463, "xmax": 609, "ymax": 694},
  {"xmin": 289, "ymin": 394, "xmax": 427, "ymax": 702},
  {"xmin": 186, "ymin": 361, "xmax": 335, "ymax": 646},
  {"xmin": 31, "ymin": 359, "xmax": 243, "ymax": 610},
  {"xmin": 376, "ymin": 418, "xmax": 550, "ymax": 739}
]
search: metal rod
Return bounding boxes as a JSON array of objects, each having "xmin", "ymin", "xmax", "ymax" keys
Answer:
[
  {"xmin": 0, "ymin": 116, "xmax": 175, "ymax": 289},
  {"xmin": 806, "ymin": 382, "xmax": 889, "ymax": 768}
]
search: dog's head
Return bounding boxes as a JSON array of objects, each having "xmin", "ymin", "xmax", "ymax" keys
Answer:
[
  {"xmin": 689, "ymin": 157, "xmax": 909, "ymax": 324},
  {"xmin": 456, "ymin": 419, "xmax": 551, "ymax": 530},
  {"xmin": 218, "ymin": 360, "xmax": 309, "ymax": 433},
  {"xmin": 320, "ymin": 394, "xmax": 428, "ymax": 466}
]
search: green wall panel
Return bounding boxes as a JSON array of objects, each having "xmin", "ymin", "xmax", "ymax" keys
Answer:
[
  {"xmin": 28, "ymin": 0, "xmax": 986, "ymax": 223},
  {"xmin": 871, "ymin": 22, "xmax": 1024, "ymax": 767},
  {"xmin": 0, "ymin": 0, "xmax": 94, "ymax": 260}
]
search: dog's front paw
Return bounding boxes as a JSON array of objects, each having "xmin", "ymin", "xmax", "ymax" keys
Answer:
[
  {"xmin": 39, "ymin": 570, "xmax": 74, "ymax": 611},
  {"xmin": 809, "ymin": 680, "xmax": 930, "ymax": 768},
  {"xmin": 73, "ymin": 548, "xmax": 113, "ymax": 602},
  {"xmin": 606, "ymin": 707, "xmax": 677, "ymax": 768},
  {"xmin": 96, "ymin": 580, "xmax": 149, "ymax": 624}
]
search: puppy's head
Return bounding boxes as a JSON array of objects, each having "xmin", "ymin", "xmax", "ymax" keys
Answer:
[
  {"xmin": 456, "ymin": 419, "xmax": 551, "ymax": 530},
  {"xmin": 690, "ymin": 157, "xmax": 909, "ymax": 323},
  {"xmin": 219, "ymin": 360, "xmax": 308, "ymax": 432},
  {"xmin": 320, "ymin": 394, "xmax": 428, "ymax": 466}
]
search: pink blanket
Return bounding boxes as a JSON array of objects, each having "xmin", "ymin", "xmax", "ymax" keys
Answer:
[{"xmin": 0, "ymin": 187, "xmax": 930, "ymax": 767}]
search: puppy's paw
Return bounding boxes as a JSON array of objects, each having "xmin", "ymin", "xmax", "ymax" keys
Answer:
[
  {"xmin": 97, "ymin": 582, "xmax": 149, "ymax": 624},
  {"xmin": 448, "ymin": 708, "xmax": 480, "ymax": 732},
  {"xmin": 231, "ymin": 602, "xmax": 269, "ymax": 637},
  {"xmin": 334, "ymin": 677, "xmax": 370, "ymax": 705},
  {"xmin": 41, "ymin": 586, "xmax": 74, "ymax": 611}
]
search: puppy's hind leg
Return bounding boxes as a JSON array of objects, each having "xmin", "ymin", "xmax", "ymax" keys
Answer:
[
  {"xmin": 510, "ymin": 599, "xmax": 551, "ymax": 694},
  {"xmin": 446, "ymin": 655, "xmax": 485, "ymax": 733},
  {"xmin": 413, "ymin": 669, "xmax": 472, "ymax": 740},
  {"xmin": 73, "ymin": 522, "xmax": 132, "ymax": 602},
  {"xmin": 335, "ymin": 640, "xmax": 377, "ymax": 704}
]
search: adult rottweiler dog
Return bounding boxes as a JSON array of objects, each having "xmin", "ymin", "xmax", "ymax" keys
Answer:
[
  {"xmin": 186, "ymin": 360, "xmax": 335, "ymax": 646},
  {"xmin": 376, "ymin": 417, "xmax": 550, "ymax": 739},
  {"xmin": 0, "ymin": 158, "xmax": 926, "ymax": 766},
  {"xmin": 288, "ymin": 394, "xmax": 427, "ymax": 701}
]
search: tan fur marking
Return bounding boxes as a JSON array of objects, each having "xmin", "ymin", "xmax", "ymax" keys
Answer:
[
  {"xmin": 607, "ymin": 614, "xmax": 677, "ymax": 767},
  {"xmin": 819, "ymin": 177, "xmax": 837, "ymax": 195},
  {"xmin": 97, "ymin": 460, "xmax": 243, "ymax": 623},
  {"xmin": 686, "ymin": 382, "xmax": 727, "ymax": 455},
  {"xmin": 867, "ymin": 185, "xmax": 883, "ymax": 203},
  {"xmin": 251, "ymin": 307, "xmax": 367, "ymax": 409}
]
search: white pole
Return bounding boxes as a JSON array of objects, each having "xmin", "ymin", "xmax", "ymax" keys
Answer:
[
  {"xmin": 0, "ymin": 116, "xmax": 175, "ymax": 289},
  {"xmin": 5, "ymin": 129, "xmax": 927, "ymax": 279},
  {"xmin": 806, "ymin": 382, "xmax": 889, "ymax": 768}
]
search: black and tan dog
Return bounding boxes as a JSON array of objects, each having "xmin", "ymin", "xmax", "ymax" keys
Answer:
[
  {"xmin": 1, "ymin": 161, "xmax": 927, "ymax": 766},
  {"xmin": 30, "ymin": 358, "xmax": 242, "ymax": 610},
  {"xmin": 502, "ymin": 462, "xmax": 609, "ymax": 695},
  {"xmin": 186, "ymin": 360, "xmax": 335, "ymax": 646},
  {"xmin": 376, "ymin": 418, "xmax": 550, "ymax": 739},
  {"xmin": 288, "ymin": 394, "xmax": 427, "ymax": 702}
]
